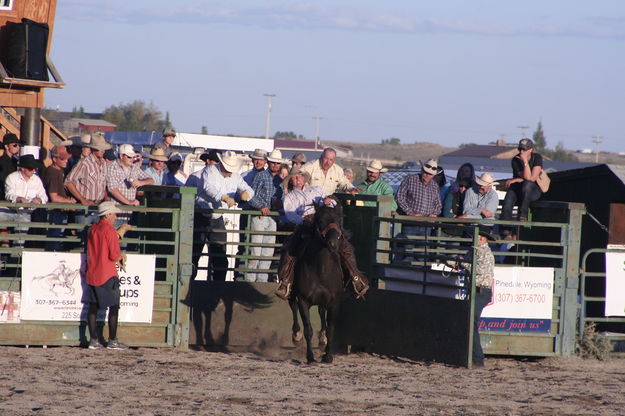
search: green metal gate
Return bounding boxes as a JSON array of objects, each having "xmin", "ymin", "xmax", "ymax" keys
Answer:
[{"xmin": 0, "ymin": 186, "xmax": 196, "ymax": 348}]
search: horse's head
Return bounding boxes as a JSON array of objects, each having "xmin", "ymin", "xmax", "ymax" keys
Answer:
[{"xmin": 314, "ymin": 202, "xmax": 343, "ymax": 253}]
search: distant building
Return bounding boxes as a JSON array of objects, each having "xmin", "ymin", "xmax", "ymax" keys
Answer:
[{"xmin": 69, "ymin": 118, "xmax": 117, "ymax": 134}]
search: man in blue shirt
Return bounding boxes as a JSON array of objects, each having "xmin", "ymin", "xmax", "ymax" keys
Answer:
[
  {"xmin": 460, "ymin": 172, "xmax": 500, "ymax": 220},
  {"xmin": 246, "ymin": 149, "xmax": 284, "ymax": 282}
]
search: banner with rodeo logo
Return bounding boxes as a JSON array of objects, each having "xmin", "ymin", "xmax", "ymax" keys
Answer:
[{"xmin": 20, "ymin": 251, "xmax": 155, "ymax": 323}]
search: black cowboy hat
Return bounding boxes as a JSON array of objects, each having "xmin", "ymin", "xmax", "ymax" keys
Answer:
[
  {"xmin": 17, "ymin": 154, "xmax": 43, "ymax": 170},
  {"xmin": 3, "ymin": 133, "xmax": 23, "ymax": 146},
  {"xmin": 200, "ymin": 149, "xmax": 221, "ymax": 163},
  {"xmin": 464, "ymin": 225, "xmax": 496, "ymax": 241}
]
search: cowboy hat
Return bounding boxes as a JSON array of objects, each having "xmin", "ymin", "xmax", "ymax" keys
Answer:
[
  {"xmin": 200, "ymin": 149, "xmax": 221, "ymax": 163},
  {"xmin": 421, "ymin": 159, "xmax": 438, "ymax": 175},
  {"xmin": 97, "ymin": 201, "xmax": 122, "ymax": 216},
  {"xmin": 3, "ymin": 133, "xmax": 23, "ymax": 146},
  {"xmin": 366, "ymin": 159, "xmax": 388, "ymax": 173},
  {"xmin": 148, "ymin": 148, "xmax": 168, "ymax": 162},
  {"xmin": 17, "ymin": 154, "xmax": 43, "ymax": 170},
  {"xmin": 282, "ymin": 167, "xmax": 311, "ymax": 189},
  {"xmin": 477, "ymin": 225, "xmax": 496, "ymax": 241},
  {"xmin": 87, "ymin": 134, "xmax": 112, "ymax": 151},
  {"xmin": 266, "ymin": 149, "xmax": 284, "ymax": 163},
  {"xmin": 118, "ymin": 144, "xmax": 136, "ymax": 158},
  {"xmin": 475, "ymin": 172, "xmax": 500, "ymax": 187},
  {"xmin": 162, "ymin": 127, "xmax": 176, "ymax": 137},
  {"xmin": 291, "ymin": 152, "xmax": 307, "ymax": 164},
  {"xmin": 217, "ymin": 150, "xmax": 241, "ymax": 173},
  {"xmin": 250, "ymin": 148, "xmax": 268, "ymax": 160}
]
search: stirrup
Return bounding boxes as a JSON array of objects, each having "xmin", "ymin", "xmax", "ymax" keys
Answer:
[
  {"xmin": 275, "ymin": 281, "xmax": 291, "ymax": 300},
  {"xmin": 351, "ymin": 275, "xmax": 369, "ymax": 299}
]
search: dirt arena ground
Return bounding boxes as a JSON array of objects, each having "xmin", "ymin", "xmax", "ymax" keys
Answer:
[{"xmin": 1, "ymin": 345, "xmax": 624, "ymax": 416}]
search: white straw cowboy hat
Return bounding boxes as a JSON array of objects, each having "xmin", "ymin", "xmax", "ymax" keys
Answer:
[
  {"xmin": 366, "ymin": 159, "xmax": 388, "ymax": 173},
  {"xmin": 282, "ymin": 167, "xmax": 311, "ymax": 189},
  {"xmin": 87, "ymin": 134, "xmax": 112, "ymax": 151},
  {"xmin": 421, "ymin": 159, "xmax": 438, "ymax": 175},
  {"xmin": 217, "ymin": 150, "xmax": 242, "ymax": 173},
  {"xmin": 250, "ymin": 148, "xmax": 268, "ymax": 160},
  {"xmin": 97, "ymin": 201, "xmax": 122, "ymax": 216},
  {"xmin": 148, "ymin": 148, "xmax": 168, "ymax": 162},
  {"xmin": 266, "ymin": 149, "xmax": 284, "ymax": 163},
  {"xmin": 475, "ymin": 172, "xmax": 500, "ymax": 187}
]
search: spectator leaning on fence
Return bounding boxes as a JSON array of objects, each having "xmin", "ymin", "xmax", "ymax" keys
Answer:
[
  {"xmin": 41, "ymin": 145, "xmax": 76, "ymax": 251},
  {"xmin": 459, "ymin": 172, "xmax": 500, "ymax": 220},
  {"xmin": 65, "ymin": 134, "xmax": 111, "ymax": 206},
  {"xmin": 396, "ymin": 158, "xmax": 442, "ymax": 218},
  {"xmin": 356, "ymin": 159, "xmax": 397, "ymax": 212},
  {"xmin": 163, "ymin": 152, "xmax": 188, "ymax": 186},
  {"xmin": 246, "ymin": 149, "xmax": 285, "ymax": 283},
  {"xmin": 143, "ymin": 148, "xmax": 168, "ymax": 185},
  {"xmin": 106, "ymin": 144, "xmax": 154, "ymax": 207},
  {"xmin": 192, "ymin": 151, "xmax": 254, "ymax": 281},
  {"xmin": 300, "ymin": 147, "xmax": 357, "ymax": 195},
  {"xmin": 242, "ymin": 148, "xmax": 268, "ymax": 186}
]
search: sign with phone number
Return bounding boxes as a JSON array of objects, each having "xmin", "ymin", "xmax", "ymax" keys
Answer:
[
  {"xmin": 20, "ymin": 251, "xmax": 155, "ymax": 323},
  {"xmin": 480, "ymin": 266, "xmax": 554, "ymax": 332}
]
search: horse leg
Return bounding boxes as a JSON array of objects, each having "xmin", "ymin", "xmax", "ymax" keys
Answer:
[
  {"xmin": 322, "ymin": 305, "xmax": 339, "ymax": 363},
  {"xmin": 318, "ymin": 306, "xmax": 327, "ymax": 347},
  {"xmin": 297, "ymin": 298, "xmax": 315, "ymax": 363},
  {"xmin": 290, "ymin": 297, "xmax": 302, "ymax": 343}
]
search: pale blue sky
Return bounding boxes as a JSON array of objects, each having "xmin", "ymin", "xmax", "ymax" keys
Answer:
[{"xmin": 47, "ymin": 1, "xmax": 625, "ymax": 152}]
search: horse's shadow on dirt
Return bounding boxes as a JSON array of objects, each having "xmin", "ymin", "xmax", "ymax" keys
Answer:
[{"xmin": 186, "ymin": 281, "xmax": 273, "ymax": 351}]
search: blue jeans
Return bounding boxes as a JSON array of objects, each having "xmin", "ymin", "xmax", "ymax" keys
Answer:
[
  {"xmin": 501, "ymin": 181, "xmax": 542, "ymax": 221},
  {"xmin": 46, "ymin": 209, "xmax": 68, "ymax": 251},
  {"xmin": 246, "ymin": 216, "xmax": 276, "ymax": 282}
]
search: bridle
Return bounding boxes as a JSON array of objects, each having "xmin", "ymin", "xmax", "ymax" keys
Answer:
[{"xmin": 318, "ymin": 222, "xmax": 343, "ymax": 241}]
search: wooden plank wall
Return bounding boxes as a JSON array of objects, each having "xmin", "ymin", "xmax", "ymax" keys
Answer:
[{"xmin": 0, "ymin": 0, "xmax": 58, "ymax": 108}]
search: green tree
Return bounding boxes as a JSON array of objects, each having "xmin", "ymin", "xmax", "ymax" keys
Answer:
[
  {"xmin": 381, "ymin": 137, "xmax": 401, "ymax": 145},
  {"xmin": 201, "ymin": 126, "xmax": 208, "ymax": 134},
  {"xmin": 544, "ymin": 142, "xmax": 578, "ymax": 162},
  {"xmin": 71, "ymin": 106, "xmax": 85, "ymax": 118},
  {"xmin": 532, "ymin": 121, "xmax": 546, "ymax": 152},
  {"xmin": 102, "ymin": 100, "xmax": 169, "ymax": 131},
  {"xmin": 273, "ymin": 131, "xmax": 305, "ymax": 140}
]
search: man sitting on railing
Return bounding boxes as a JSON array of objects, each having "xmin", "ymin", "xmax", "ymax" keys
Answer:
[
  {"xmin": 3, "ymin": 155, "xmax": 48, "ymax": 247},
  {"xmin": 192, "ymin": 150, "xmax": 254, "ymax": 281},
  {"xmin": 275, "ymin": 167, "xmax": 369, "ymax": 299}
]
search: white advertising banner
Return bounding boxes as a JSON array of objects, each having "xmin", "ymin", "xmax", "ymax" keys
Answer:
[
  {"xmin": 20, "ymin": 251, "xmax": 155, "ymax": 323},
  {"xmin": 605, "ymin": 252, "xmax": 625, "ymax": 317},
  {"xmin": 480, "ymin": 266, "xmax": 554, "ymax": 332}
]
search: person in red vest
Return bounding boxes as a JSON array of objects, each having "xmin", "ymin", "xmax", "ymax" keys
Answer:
[{"xmin": 85, "ymin": 201, "xmax": 132, "ymax": 350}]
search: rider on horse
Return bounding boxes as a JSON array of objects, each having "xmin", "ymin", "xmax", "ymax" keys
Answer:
[{"xmin": 275, "ymin": 167, "xmax": 369, "ymax": 300}]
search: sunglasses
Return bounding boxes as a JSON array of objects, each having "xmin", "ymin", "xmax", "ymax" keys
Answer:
[
  {"xmin": 9, "ymin": 143, "xmax": 20, "ymax": 148},
  {"xmin": 424, "ymin": 164, "xmax": 436, "ymax": 170}
]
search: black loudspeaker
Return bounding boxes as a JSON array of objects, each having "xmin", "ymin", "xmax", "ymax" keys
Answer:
[{"xmin": 5, "ymin": 18, "xmax": 49, "ymax": 81}]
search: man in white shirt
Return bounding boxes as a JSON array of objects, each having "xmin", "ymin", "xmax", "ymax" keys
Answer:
[
  {"xmin": 300, "ymin": 148, "xmax": 357, "ymax": 195},
  {"xmin": 3, "ymin": 155, "xmax": 48, "ymax": 246},
  {"xmin": 190, "ymin": 151, "xmax": 254, "ymax": 281}
]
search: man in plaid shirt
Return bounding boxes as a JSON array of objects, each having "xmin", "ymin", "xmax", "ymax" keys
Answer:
[
  {"xmin": 106, "ymin": 144, "xmax": 153, "ymax": 207},
  {"xmin": 246, "ymin": 149, "xmax": 284, "ymax": 282},
  {"xmin": 395, "ymin": 159, "xmax": 442, "ymax": 263}
]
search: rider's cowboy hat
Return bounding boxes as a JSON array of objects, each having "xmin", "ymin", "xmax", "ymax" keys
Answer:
[
  {"xmin": 217, "ymin": 150, "xmax": 241, "ymax": 173},
  {"xmin": 475, "ymin": 172, "xmax": 500, "ymax": 187},
  {"xmin": 266, "ymin": 149, "xmax": 284, "ymax": 164},
  {"xmin": 97, "ymin": 201, "xmax": 122, "ymax": 216},
  {"xmin": 250, "ymin": 148, "xmax": 268, "ymax": 160},
  {"xmin": 421, "ymin": 159, "xmax": 438, "ymax": 175},
  {"xmin": 148, "ymin": 148, "xmax": 168, "ymax": 162},
  {"xmin": 282, "ymin": 166, "xmax": 311, "ymax": 189},
  {"xmin": 366, "ymin": 159, "xmax": 388, "ymax": 173},
  {"xmin": 87, "ymin": 134, "xmax": 112, "ymax": 151}
]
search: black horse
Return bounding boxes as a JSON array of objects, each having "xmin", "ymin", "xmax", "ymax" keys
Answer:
[{"xmin": 289, "ymin": 203, "xmax": 345, "ymax": 363}]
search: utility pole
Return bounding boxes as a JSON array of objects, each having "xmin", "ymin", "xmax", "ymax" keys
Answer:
[
  {"xmin": 517, "ymin": 125, "xmax": 530, "ymax": 139},
  {"xmin": 592, "ymin": 136, "xmax": 603, "ymax": 163},
  {"xmin": 313, "ymin": 116, "xmax": 322, "ymax": 149},
  {"xmin": 264, "ymin": 94, "xmax": 276, "ymax": 140}
]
